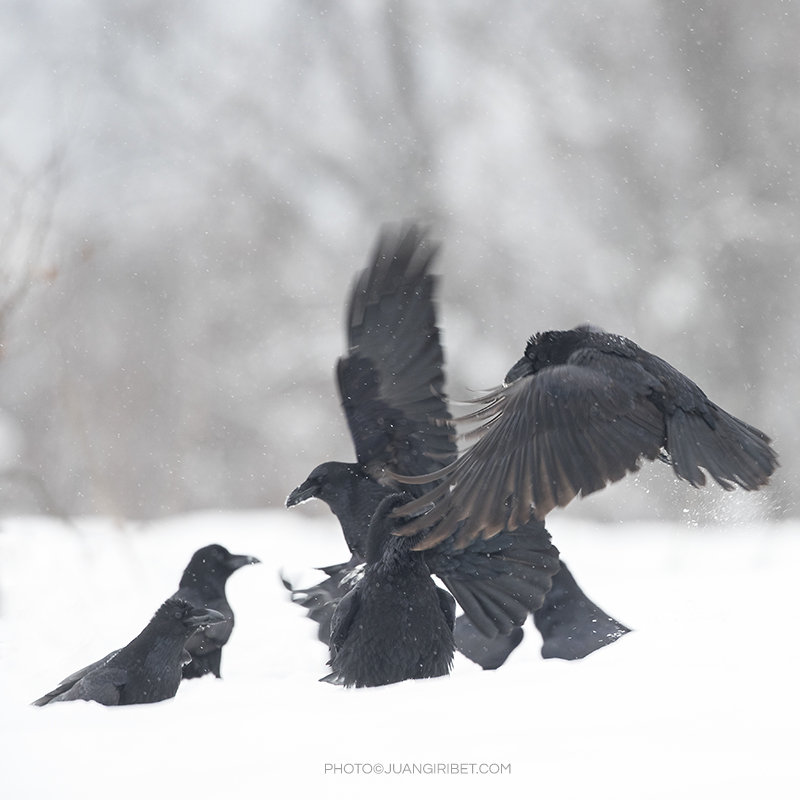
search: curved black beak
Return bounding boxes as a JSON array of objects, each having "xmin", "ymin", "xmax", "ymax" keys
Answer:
[
  {"xmin": 189, "ymin": 608, "xmax": 226, "ymax": 629},
  {"xmin": 226, "ymin": 554, "xmax": 261, "ymax": 571},
  {"xmin": 504, "ymin": 355, "xmax": 533, "ymax": 386},
  {"xmin": 286, "ymin": 479, "xmax": 319, "ymax": 508}
]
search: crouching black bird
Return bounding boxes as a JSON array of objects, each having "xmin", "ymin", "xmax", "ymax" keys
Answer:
[
  {"xmin": 397, "ymin": 325, "xmax": 780, "ymax": 549},
  {"xmin": 33, "ymin": 598, "xmax": 225, "ymax": 706},
  {"xmin": 324, "ymin": 493, "xmax": 457, "ymax": 688},
  {"xmin": 286, "ymin": 224, "xmax": 629, "ymax": 669},
  {"xmin": 172, "ymin": 544, "xmax": 260, "ymax": 679}
]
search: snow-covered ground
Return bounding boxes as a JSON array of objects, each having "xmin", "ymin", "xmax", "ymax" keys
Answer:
[{"xmin": 0, "ymin": 508, "xmax": 797, "ymax": 799}]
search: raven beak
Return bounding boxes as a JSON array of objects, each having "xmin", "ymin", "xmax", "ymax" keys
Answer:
[
  {"xmin": 227, "ymin": 554, "xmax": 261, "ymax": 571},
  {"xmin": 286, "ymin": 479, "xmax": 319, "ymax": 508},
  {"xmin": 504, "ymin": 355, "xmax": 533, "ymax": 386},
  {"xmin": 191, "ymin": 608, "xmax": 226, "ymax": 628}
]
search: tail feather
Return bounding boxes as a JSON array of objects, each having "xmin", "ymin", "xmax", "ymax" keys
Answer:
[{"xmin": 667, "ymin": 407, "xmax": 778, "ymax": 491}]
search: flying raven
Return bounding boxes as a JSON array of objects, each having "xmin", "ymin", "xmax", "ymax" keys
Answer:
[
  {"xmin": 396, "ymin": 325, "xmax": 780, "ymax": 549},
  {"xmin": 33, "ymin": 598, "xmax": 225, "ymax": 706},
  {"xmin": 286, "ymin": 225, "xmax": 629, "ymax": 668},
  {"xmin": 172, "ymin": 544, "xmax": 260, "ymax": 679}
]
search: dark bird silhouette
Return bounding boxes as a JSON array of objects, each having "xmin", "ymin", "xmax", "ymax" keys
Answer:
[
  {"xmin": 396, "ymin": 325, "xmax": 780, "ymax": 549},
  {"xmin": 33, "ymin": 598, "xmax": 225, "ymax": 706},
  {"xmin": 172, "ymin": 544, "xmax": 260, "ymax": 679},
  {"xmin": 287, "ymin": 457, "xmax": 562, "ymax": 651},
  {"xmin": 286, "ymin": 225, "xmax": 629, "ymax": 669},
  {"xmin": 324, "ymin": 493, "xmax": 457, "ymax": 688}
]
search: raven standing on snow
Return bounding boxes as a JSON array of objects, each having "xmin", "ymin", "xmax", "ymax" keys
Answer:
[
  {"xmin": 32, "ymin": 598, "xmax": 225, "ymax": 706},
  {"xmin": 286, "ymin": 225, "xmax": 629, "ymax": 676},
  {"xmin": 396, "ymin": 325, "xmax": 779, "ymax": 549},
  {"xmin": 172, "ymin": 544, "xmax": 260, "ymax": 679},
  {"xmin": 324, "ymin": 493, "xmax": 457, "ymax": 688}
]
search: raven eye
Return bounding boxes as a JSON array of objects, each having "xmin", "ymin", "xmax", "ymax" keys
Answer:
[{"xmin": 174, "ymin": 609, "xmax": 184, "ymax": 619}]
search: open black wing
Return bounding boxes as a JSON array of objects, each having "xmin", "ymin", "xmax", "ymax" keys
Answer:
[
  {"xmin": 424, "ymin": 516, "xmax": 561, "ymax": 637},
  {"xmin": 397, "ymin": 361, "xmax": 665, "ymax": 548},
  {"xmin": 396, "ymin": 338, "xmax": 778, "ymax": 549},
  {"xmin": 337, "ymin": 224, "xmax": 456, "ymax": 490}
]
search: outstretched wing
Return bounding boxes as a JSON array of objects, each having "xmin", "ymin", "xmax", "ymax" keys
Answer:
[
  {"xmin": 396, "ymin": 335, "xmax": 779, "ymax": 549},
  {"xmin": 397, "ymin": 361, "xmax": 666, "ymax": 548},
  {"xmin": 424, "ymin": 516, "xmax": 561, "ymax": 637},
  {"xmin": 337, "ymin": 224, "xmax": 456, "ymax": 490}
]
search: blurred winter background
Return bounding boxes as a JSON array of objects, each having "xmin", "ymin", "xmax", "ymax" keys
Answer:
[
  {"xmin": 1, "ymin": 5, "xmax": 798, "ymax": 798},
  {"xmin": 0, "ymin": 0, "xmax": 795, "ymax": 523}
]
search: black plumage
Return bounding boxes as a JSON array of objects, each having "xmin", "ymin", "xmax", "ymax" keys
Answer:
[
  {"xmin": 453, "ymin": 617, "xmax": 524, "ymax": 671},
  {"xmin": 324, "ymin": 493, "xmax": 457, "ymax": 688},
  {"xmin": 32, "ymin": 598, "xmax": 225, "ymax": 706},
  {"xmin": 286, "ymin": 225, "xmax": 628, "ymax": 671},
  {"xmin": 172, "ymin": 544, "xmax": 260, "ymax": 679},
  {"xmin": 532, "ymin": 560, "xmax": 631, "ymax": 660},
  {"xmin": 287, "ymin": 450, "xmax": 560, "ymax": 644},
  {"xmin": 397, "ymin": 325, "xmax": 779, "ymax": 549}
]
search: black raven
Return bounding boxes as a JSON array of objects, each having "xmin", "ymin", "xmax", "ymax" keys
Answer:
[
  {"xmin": 396, "ymin": 325, "xmax": 780, "ymax": 549},
  {"xmin": 32, "ymin": 598, "xmax": 225, "ymax": 706},
  {"xmin": 288, "ymin": 458, "xmax": 562, "ymax": 644},
  {"xmin": 323, "ymin": 493, "xmax": 457, "ymax": 688},
  {"xmin": 172, "ymin": 544, "xmax": 260, "ymax": 679},
  {"xmin": 286, "ymin": 225, "xmax": 628, "ymax": 668}
]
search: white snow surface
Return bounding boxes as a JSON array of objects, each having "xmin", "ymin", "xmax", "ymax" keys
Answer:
[{"xmin": 1, "ymin": 509, "xmax": 798, "ymax": 799}]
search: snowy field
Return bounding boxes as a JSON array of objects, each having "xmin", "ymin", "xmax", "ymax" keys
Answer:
[{"xmin": 1, "ymin": 507, "xmax": 798, "ymax": 799}]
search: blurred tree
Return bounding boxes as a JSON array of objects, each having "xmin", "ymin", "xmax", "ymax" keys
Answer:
[
  {"xmin": 0, "ymin": 145, "xmax": 63, "ymax": 512},
  {"xmin": 0, "ymin": 0, "xmax": 793, "ymax": 520}
]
